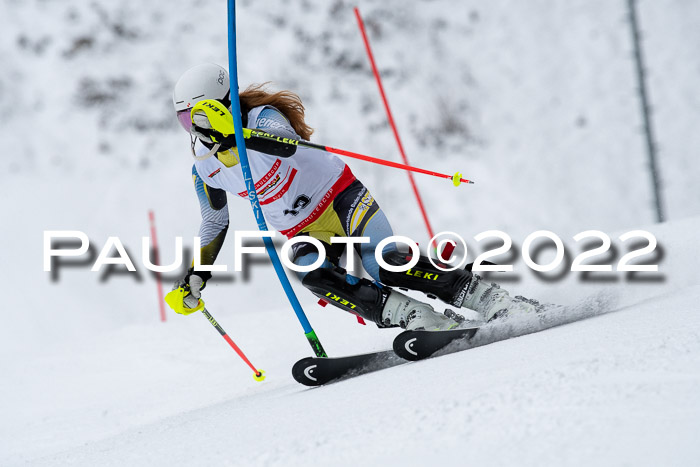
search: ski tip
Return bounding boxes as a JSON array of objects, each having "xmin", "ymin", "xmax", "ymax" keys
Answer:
[
  {"xmin": 253, "ymin": 370, "xmax": 266, "ymax": 382},
  {"xmin": 392, "ymin": 331, "xmax": 425, "ymax": 361},
  {"xmin": 393, "ymin": 327, "xmax": 479, "ymax": 361},
  {"xmin": 292, "ymin": 357, "xmax": 324, "ymax": 387}
]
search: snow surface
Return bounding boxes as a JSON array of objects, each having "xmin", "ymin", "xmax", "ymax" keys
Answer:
[{"xmin": 1, "ymin": 0, "xmax": 699, "ymax": 465}]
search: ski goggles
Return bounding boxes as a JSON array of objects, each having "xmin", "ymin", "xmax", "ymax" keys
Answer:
[{"xmin": 177, "ymin": 109, "xmax": 193, "ymax": 132}]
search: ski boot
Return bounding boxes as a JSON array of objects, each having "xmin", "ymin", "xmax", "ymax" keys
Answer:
[
  {"xmin": 460, "ymin": 274, "xmax": 543, "ymax": 321},
  {"xmin": 379, "ymin": 251, "xmax": 540, "ymax": 322},
  {"xmin": 380, "ymin": 289, "xmax": 459, "ymax": 331}
]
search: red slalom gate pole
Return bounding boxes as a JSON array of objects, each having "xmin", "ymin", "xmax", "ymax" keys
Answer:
[
  {"xmin": 354, "ymin": 7, "xmax": 435, "ymax": 240},
  {"xmin": 148, "ymin": 210, "xmax": 167, "ymax": 322},
  {"xmin": 354, "ymin": 7, "xmax": 456, "ymax": 262}
]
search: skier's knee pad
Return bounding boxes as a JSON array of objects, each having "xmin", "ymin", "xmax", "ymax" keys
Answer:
[
  {"xmin": 378, "ymin": 251, "xmax": 472, "ymax": 307},
  {"xmin": 301, "ymin": 267, "xmax": 390, "ymax": 325}
]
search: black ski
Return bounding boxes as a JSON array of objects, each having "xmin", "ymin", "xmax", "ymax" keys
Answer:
[
  {"xmin": 292, "ymin": 326, "xmax": 480, "ymax": 386},
  {"xmin": 392, "ymin": 327, "xmax": 480, "ymax": 361},
  {"xmin": 292, "ymin": 350, "xmax": 401, "ymax": 387}
]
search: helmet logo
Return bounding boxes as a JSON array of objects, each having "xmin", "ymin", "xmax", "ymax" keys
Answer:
[{"xmin": 218, "ymin": 70, "xmax": 226, "ymax": 85}]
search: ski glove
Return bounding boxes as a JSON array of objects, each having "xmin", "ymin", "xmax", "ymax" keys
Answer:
[
  {"xmin": 190, "ymin": 99, "xmax": 238, "ymax": 151},
  {"xmin": 170, "ymin": 268, "xmax": 213, "ymax": 313},
  {"xmin": 189, "ymin": 98, "xmax": 301, "ymax": 159},
  {"xmin": 177, "ymin": 267, "xmax": 212, "ymax": 297}
]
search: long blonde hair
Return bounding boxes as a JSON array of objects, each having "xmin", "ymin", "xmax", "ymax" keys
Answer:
[{"xmin": 239, "ymin": 83, "xmax": 314, "ymax": 140}]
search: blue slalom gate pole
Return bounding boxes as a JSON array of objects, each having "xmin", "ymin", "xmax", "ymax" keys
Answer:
[{"xmin": 226, "ymin": 0, "xmax": 326, "ymax": 357}]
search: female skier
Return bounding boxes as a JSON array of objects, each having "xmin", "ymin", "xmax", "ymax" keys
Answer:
[{"xmin": 171, "ymin": 63, "xmax": 532, "ymax": 330}]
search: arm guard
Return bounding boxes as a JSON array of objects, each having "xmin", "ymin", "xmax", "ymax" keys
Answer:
[{"xmin": 193, "ymin": 165, "xmax": 229, "ymax": 266}]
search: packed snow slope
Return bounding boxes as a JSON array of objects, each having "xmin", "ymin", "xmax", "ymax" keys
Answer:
[
  {"xmin": 3, "ymin": 218, "xmax": 699, "ymax": 466},
  {"xmin": 1, "ymin": 0, "xmax": 699, "ymax": 465}
]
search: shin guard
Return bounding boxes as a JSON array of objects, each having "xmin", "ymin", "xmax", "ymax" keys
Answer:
[
  {"xmin": 301, "ymin": 267, "xmax": 391, "ymax": 326},
  {"xmin": 378, "ymin": 251, "xmax": 472, "ymax": 307}
]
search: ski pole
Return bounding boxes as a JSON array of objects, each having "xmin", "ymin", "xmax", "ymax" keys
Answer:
[
  {"xmin": 241, "ymin": 128, "xmax": 475, "ymax": 187},
  {"xmin": 200, "ymin": 306, "xmax": 265, "ymax": 381},
  {"xmin": 165, "ymin": 287, "xmax": 265, "ymax": 381}
]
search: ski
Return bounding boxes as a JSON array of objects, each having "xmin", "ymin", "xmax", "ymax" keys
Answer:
[
  {"xmin": 291, "ymin": 350, "xmax": 402, "ymax": 387},
  {"xmin": 292, "ymin": 326, "xmax": 481, "ymax": 386},
  {"xmin": 392, "ymin": 326, "xmax": 480, "ymax": 361}
]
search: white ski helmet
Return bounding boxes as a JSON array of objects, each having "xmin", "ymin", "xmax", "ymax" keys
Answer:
[{"xmin": 173, "ymin": 63, "xmax": 230, "ymax": 131}]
